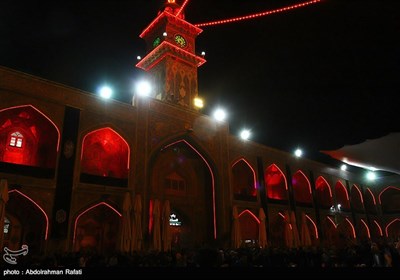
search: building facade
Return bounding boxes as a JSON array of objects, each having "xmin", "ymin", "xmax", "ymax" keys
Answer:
[{"xmin": 0, "ymin": 1, "xmax": 399, "ymax": 257}]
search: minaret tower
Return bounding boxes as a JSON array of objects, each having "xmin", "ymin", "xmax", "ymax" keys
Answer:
[{"xmin": 136, "ymin": 0, "xmax": 206, "ymax": 109}]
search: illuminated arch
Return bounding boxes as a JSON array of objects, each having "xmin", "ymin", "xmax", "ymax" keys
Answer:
[
  {"xmin": 238, "ymin": 209, "xmax": 260, "ymax": 241},
  {"xmin": 292, "ymin": 170, "xmax": 312, "ymax": 204},
  {"xmin": 378, "ymin": 186, "xmax": 400, "ymax": 213},
  {"xmin": 231, "ymin": 158, "xmax": 257, "ymax": 200},
  {"xmin": 385, "ymin": 218, "xmax": 400, "ymax": 238},
  {"xmin": 315, "ymin": 176, "xmax": 332, "ymax": 208},
  {"xmin": 343, "ymin": 218, "xmax": 356, "ymax": 239},
  {"xmin": 73, "ymin": 201, "xmax": 122, "ymax": 246},
  {"xmin": 80, "ymin": 127, "xmax": 130, "ymax": 179},
  {"xmin": 334, "ymin": 181, "xmax": 350, "ymax": 210},
  {"xmin": 161, "ymin": 139, "xmax": 217, "ymax": 239},
  {"xmin": 350, "ymin": 184, "xmax": 364, "ymax": 212},
  {"xmin": 0, "ymin": 105, "xmax": 60, "ymax": 167},
  {"xmin": 265, "ymin": 164, "xmax": 288, "ymax": 201},
  {"xmin": 8, "ymin": 189, "xmax": 49, "ymax": 240}
]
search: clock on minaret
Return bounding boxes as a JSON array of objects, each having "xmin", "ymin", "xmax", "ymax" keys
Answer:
[{"xmin": 136, "ymin": 0, "xmax": 206, "ymax": 109}]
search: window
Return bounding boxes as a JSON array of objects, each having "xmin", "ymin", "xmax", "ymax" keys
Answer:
[
  {"xmin": 9, "ymin": 132, "xmax": 23, "ymax": 148},
  {"xmin": 165, "ymin": 172, "xmax": 186, "ymax": 193}
]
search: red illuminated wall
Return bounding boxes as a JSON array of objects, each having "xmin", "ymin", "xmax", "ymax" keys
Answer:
[
  {"xmin": 232, "ymin": 159, "xmax": 256, "ymax": 200},
  {"xmin": 0, "ymin": 106, "xmax": 58, "ymax": 168},
  {"xmin": 81, "ymin": 128, "xmax": 129, "ymax": 179},
  {"xmin": 292, "ymin": 170, "xmax": 312, "ymax": 204},
  {"xmin": 315, "ymin": 176, "xmax": 332, "ymax": 208},
  {"xmin": 265, "ymin": 164, "xmax": 287, "ymax": 201}
]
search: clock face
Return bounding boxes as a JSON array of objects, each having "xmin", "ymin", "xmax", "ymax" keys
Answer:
[
  {"xmin": 174, "ymin": 34, "xmax": 187, "ymax": 48},
  {"xmin": 153, "ymin": 37, "xmax": 161, "ymax": 48}
]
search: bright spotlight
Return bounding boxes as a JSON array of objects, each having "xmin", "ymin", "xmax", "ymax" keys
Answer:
[
  {"xmin": 240, "ymin": 129, "xmax": 251, "ymax": 140},
  {"xmin": 194, "ymin": 97, "xmax": 204, "ymax": 109},
  {"xmin": 136, "ymin": 81, "xmax": 152, "ymax": 97},
  {"xmin": 201, "ymin": 51, "xmax": 206, "ymax": 56},
  {"xmin": 294, "ymin": 148, "xmax": 302, "ymax": 158},
  {"xmin": 213, "ymin": 108, "xmax": 226, "ymax": 122},
  {"xmin": 340, "ymin": 164, "xmax": 347, "ymax": 171},
  {"xmin": 137, "ymin": 55, "xmax": 141, "ymax": 60},
  {"xmin": 366, "ymin": 171, "xmax": 376, "ymax": 181},
  {"xmin": 99, "ymin": 86, "xmax": 112, "ymax": 99}
]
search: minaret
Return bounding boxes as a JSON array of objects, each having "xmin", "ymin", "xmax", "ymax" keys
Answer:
[{"xmin": 136, "ymin": 0, "xmax": 206, "ymax": 109}]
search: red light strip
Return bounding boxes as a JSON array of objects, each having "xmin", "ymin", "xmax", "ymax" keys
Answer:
[
  {"xmin": 336, "ymin": 180, "xmax": 349, "ymax": 201},
  {"xmin": 360, "ymin": 219, "xmax": 371, "ymax": 239},
  {"xmin": 278, "ymin": 212, "xmax": 285, "ymax": 219},
  {"xmin": 366, "ymin": 188, "xmax": 376, "ymax": 205},
  {"xmin": 378, "ymin": 186, "xmax": 400, "ymax": 204},
  {"xmin": 163, "ymin": 140, "xmax": 217, "ymax": 239},
  {"xmin": 9, "ymin": 189, "xmax": 49, "ymax": 240},
  {"xmin": 327, "ymin": 216, "xmax": 337, "ymax": 229},
  {"xmin": 352, "ymin": 184, "xmax": 364, "ymax": 204},
  {"xmin": 238, "ymin": 209, "xmax": 260, "ymax": 224},
  {"xmin": 345, "ymin": 218, "xmax": 356, "ymax": 239},
  {"xmin": 373, "ymin": 220, "xmax": 383, "ymax": 236},
  {"xmin": 73, "ymin": 202, "xmax": 122, "ymax": 245},
  {"xmin": 305, "ymin": 214, "xmax": 318, "ymax": 239},
  {"xmin": 194, "ymin": 0, "xmax": 322, "ymax": 27},
  {"xmin": 175, "ymin": 0, "xmax": 189, "ymax": 17},
  {"xmin": 136, "ymin": 41, "xmax": 206, "ymax": 70},
  {"xmin": 293, "ymin": 170, "xmax": 312, "ymax": 194},
  {"xmin": 316, "ymin": 176, "xmax": 332, "ymax": 198},
  {"xmin": 232, "ymin": 158, "xmax": 257, "ymax": 190},
  {"xmin": 0, "ymin": 105, "xmax": 61, "ymax": 152},
  {"xmin": 385, "ymin": 218, "xmax": 400, "ymax": 237}
]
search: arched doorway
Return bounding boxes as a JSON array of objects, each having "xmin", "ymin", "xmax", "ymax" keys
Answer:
[
  {"xmin": 149, "ymin": 139, "xmax": 216, "ymax": 248},
  {"xmin": 238, "ymin": 209, "xmax": 260, "ymax": 245},
  {"xmin": 231, "ymin": 158, "xmax": 257, "ymax": 201},
  {"xmin": 6, "ymin": 189, "xmax": 48, "ymax": 255},
  {"xmin": 73, "ymin": 202, "xmax": 121, "ymax": 256},
  {"xmin": 379, "ymin": 187, "xmax": 400, "ymax": 213},
  {"xmin": 292, "ymin": 170, "xmax": 312, "ymax": 205},
  {"xmin": 265, "ymin": 164, "xmax": 288, "ymax": 201},
  {"xmin": 315, "ymin": 176, "xmax": 333, "ymax": 208}
]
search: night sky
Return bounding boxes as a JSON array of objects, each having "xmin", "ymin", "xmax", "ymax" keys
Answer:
[{"xmin": 1, "ymin": 0, "xmax": 399, "ymax": 162}]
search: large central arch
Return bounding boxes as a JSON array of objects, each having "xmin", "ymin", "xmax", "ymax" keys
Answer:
[{"xmin": 149, "ymin": 137, "xmax": 217, "ymax": 248}]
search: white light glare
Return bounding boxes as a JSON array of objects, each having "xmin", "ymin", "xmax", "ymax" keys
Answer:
[
  {"xmin": 194, "ymin": 97, "xmax": 204, "ymax": 108},
  {"xmin": 137, "ymin": 55, "xmax": 141, "ymax": 60},
  {"xmin": 99, "ymin": 86, "xmax": 112, "ymax": 99},
  {"xmin": 163, "ymin": 32, "xmax": 168, "ymax": 37},
  {"xmin": 340, "ymin": 164, "xmax": 347, "ymax": 171},
  {"xmin": 136, "ymin": 81, "xmax": 152, "ymax": 97},
  {"xmin": 213, "ymin": 108, "xmax": 226, "ymax": 122},
  {"xmin": 240, "ymin": 129, "xmax": 251, "ymax": 140},
  {"xmin": 366, "ymin": 171, "xmax": 376, "ymax": 181},
  {"xmin": 294, "ymin": 148, "xmax": 302, "ymax": 157},
  {"xmin": 201, "ymin": 51, "xmax": 206, "ymax": 56}
]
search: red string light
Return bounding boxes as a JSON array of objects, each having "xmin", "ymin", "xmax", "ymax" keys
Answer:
[
  {"xmin": 176, "ymin": 0, "xmax": 190, "ymax": 17},
  {"xmin": 194, "ymin": 0, "xmax": 322, "ymax": 27}
]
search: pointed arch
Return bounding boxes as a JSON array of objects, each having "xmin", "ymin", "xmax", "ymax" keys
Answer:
[
  {"xmin": 379, "ymin": 186, "xmax": 400, "ymax": 213},
  {"xmin": 315, "ymin": 176, "xmax": 333, "ymax": 208},
  {"xmin": 305, "ymin": 214, "xmax": 319, "ymax": 239},
  {"xmin": 0, "ymin": 105, "xmax": 60, "ymax": 168},
  {"xmin": 231, "ymin": 158, "xmax": 257, "ymax": 200},
  {"xmin": 238, "ymin": 209, "xmax": 260, "ymax": 241},
  {"xmin": 360, "ymin": 219, "xmax": 371, "ymax": 239},
  {"xmin": 372, "ymin": 220, "xmax": 383, "ymax": 237},
  {"xmin": 153, "ymin": 137, "xmax": 217, "ymax": 239},
  {"xmin": 385, "ymin": 218, "xmax": 400, "ymax": 238},
  {"xmin": 72, "ymin": 201, "xmax": 122, "ymax": 253},
  {"xmin": 292, "ymin": 170, "xmax": 312, "ymax": 204},
  {"xmin": 364, "ymin": 188, "xmax": 377, "ymax": 214},
  {"xmin": 80, "ymin": 127, "xmax": 130, "ymax": 182},
  {"xmin": 344, "ymin": 218, "xmax": 356, "ymax": 239},
  {"xmin": 350, "ymin": 184, "xmax": 364, "ymax": 212},
  {"xmin": 334, "ymin": 181, "xmax": 350, "ymax": 210},
  {"xmin": 265, "ymin": 164, "xmax": 288, "ymax": 201}
]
